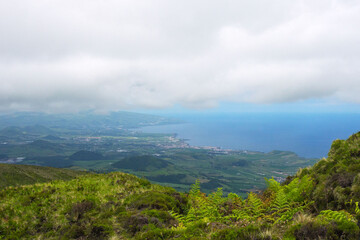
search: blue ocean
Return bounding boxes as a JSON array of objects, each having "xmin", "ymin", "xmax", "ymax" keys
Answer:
[{"xmin": 139, "ymin": 113, "xmax": 360, "ymax": 158}]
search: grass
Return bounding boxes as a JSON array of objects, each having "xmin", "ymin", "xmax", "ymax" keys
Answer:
[
  {"xmin": 1, "ymin": 132, "xmax": 360, "ymax": 239},
  {"xmin": 0, "ymin": 164, "xmax": 89, "ymax": 188},
  {"xmin": 0, "ymin": 172, "xmax": 187, "ymax": 239},
  {"xmin": 0, "ymin": 123, "xmax": 317, "ymax": 197}
]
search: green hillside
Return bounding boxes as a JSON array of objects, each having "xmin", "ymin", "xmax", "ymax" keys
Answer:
[
  {"xmin": 290, "ymin": 131, "xmax": 360, "ymax": 211},
  {"xmin": 112, "ymin": 155, "xmax": 172, "ymax": 171},
  {"xmin": 0, "ymin": 125, "xmax": 54, "ymax": 137},
  {"xmin": 0, "ymin": 140, "xmax": 71, "ymax": 157},
  {"xmin": 0, "ymin": 172, "xmax": 187, "ymax": 239},
  {"xmin": 1, "ymin": 133, "xmax": 360, "ymax": 239},
  {"xmin": 0, "ymin": 164, "xmax": 89, "ymax": 188},
  {"xmin": 69, "ymin": 150, "xmax": 104, "ymax": 161}
]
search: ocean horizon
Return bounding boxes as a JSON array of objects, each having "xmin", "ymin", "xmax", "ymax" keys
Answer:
[{"xmin": 139, "ymin": 112, "xmax": 360, "ymax": 158}]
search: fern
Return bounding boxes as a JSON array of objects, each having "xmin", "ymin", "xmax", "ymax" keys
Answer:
[
  {"xmin": 271, "ymin": 189, "xmax": 289, "ymax": 210},
  {"xmin": 273, "ymin": 204, "xmax": 308, "ymax": 225},
  {"xmin": 227, "ymin": 209, "xmax": 253, "ymax": 221},
  {"xmin": 266, "ymin": 177, "xmax": 281, "ymax": 193},
  {"xmin": 248, "ymin": 193, "xmax": 264, "ymax": 214},
  {"xmin": 355, "ymin": 202, "xmax": 360, "ymax": 216},
  {"xmin": 319, "ymin": 210, "xmax": 356, "ymax": 223},
  {"xmin": 175, "ymin": 181, "xmax": 225, "ymax": 225},
  {"xmin": 208, "ymin": 188, "xmax": 224, "ymax": 206},
  {"xmin": 169, "ymin": 210, "xmax": 186, "ymax": 223},
  {"xmin": 229, "ymin": 192, "xmax": 265, "ymax": 221},
  {"xmin": 284, "ymin": 175, "xmax": 313, "ymax": 202},
  {"xmin": 189, "ymin": 179, "xmax": 201, "ymax": 198},
  {"xmin": 346, "ymin": 199, "xmax": 360, "ymax": 216},
  {"xmin": 264, "ymin": 177, "xmax": 313, "ymax": 225}
]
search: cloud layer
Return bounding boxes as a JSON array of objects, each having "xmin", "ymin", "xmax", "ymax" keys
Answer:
[{"xmin": 1, "ymin": 0, "xmax": 360, "ymax": 112}]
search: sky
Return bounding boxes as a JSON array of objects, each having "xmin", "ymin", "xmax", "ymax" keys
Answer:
[{"xmin": 1, "ymin": 0, "xmax": 360, "ymax": 113}]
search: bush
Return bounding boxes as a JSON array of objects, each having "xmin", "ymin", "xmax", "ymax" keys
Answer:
[
  {"xmin": 211, "ymin": 225, "xmax": 265, "ymax": 240},
  {"xmin": 135, "ymin": 225, "xmax": 176, "ymax": 240},
  {"xmin": 125, "ymin": 191, "xmax": 185, "ymax": 212},
  {"xmin": 143, "ymin": 209, "xmax": 176, "ymax": 226},
  {"xmin": 293, "ymin": 222, "xmax": 329, "ymax": 240},
  {"xmin": 123, "ymin": 214, "xmax": 163, "ymax": 235},
  {"xmin": 68, "ymin": 200, "xmax": 94, "ymax": 221},
  {"xmin": 89, "ymin": 223, "xmax": 112, "ymax": 239}
]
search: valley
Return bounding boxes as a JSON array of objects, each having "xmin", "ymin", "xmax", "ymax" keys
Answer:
[{"xmin": 0, "ymin": 112, "xmax": 317, "ymax": 196}]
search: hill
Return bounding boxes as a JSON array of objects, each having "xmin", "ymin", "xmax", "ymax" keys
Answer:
[
  {"xmin": 0, "ymin": 164, "xmax": 88, "ymax": 188},
  {"xmin": 112, "ymin": 155, "xmax": 172, "ymax": 171},
  {"xmin": 69, "ymin": 150, "xmax": 104, "ymax": 161},
  {"xmin": 0, "ymin": 111, "xmax": 182, "ymax": 130},
  {"xmin": 0, "ymin": 140, "xmax": 69, "ymax": 157},
  {"xmin": 26, "ymin": 156, "xmax": 73, "ymax": 168},
  {"xmin": 29, "ymin": 140, "xmax": 61, "ymax": 150},
  {"xmin": 42, "ymin": 135, "xmax": 63, "ymax": 141},
  {"xmin": 0, "ymin": 126, "xmax": 24, "ymax": 137},
  {"xmin": 0, "ymin": 172, "xmax": 187, "ymax": 239},
  {"xmin": 2, "ymin": 133, "xmax": 360, "ymax": 239},
  {"xmin": 289, "ymin": 132, "xmax": 360, "ymax": 212},
  {"xmin": 0, "ymin": 125, "xmax": 54, "ymax": 137}
]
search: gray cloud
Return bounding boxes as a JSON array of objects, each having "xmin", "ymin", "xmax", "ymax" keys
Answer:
[{"xmin": 1, "ymin": 0, "xmax": 360, "ymax": 112}]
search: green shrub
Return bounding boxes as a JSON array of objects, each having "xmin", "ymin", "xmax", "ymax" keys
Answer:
[
  {"xmin": 292, "ymin": 222, "xmax": 329, "ymax": 240},
  {"xmin": 181, "ymin": 220, "xmax": 208, "ymax": 238},
  {"xmin": 89, "ymin": 223, "xmax": 113, "ymax": 239},
  {"xmin": 123, "ymin": 214, "xmax": 163, "ymax": 236},
  {"xmin": 211, "ymin": 225, "xmax": 265, "ymax": 240},
  {"xmin": 125, "ymin": 191, "xmax": 183, "ymax": 212},
  {"xmin": 135, "ymin": 225, "xmax": 176, "ymax": 240},
  {"xmin": 68, "ymin": 200, "xmax": 95, "ymax": 221},
  {"xmin": 63, "ymin": 224, "xmax": 87, "ymax": 239},
  {"xmin": 143, "ymin": 209, "xmax": 176, "ymax": 226}
]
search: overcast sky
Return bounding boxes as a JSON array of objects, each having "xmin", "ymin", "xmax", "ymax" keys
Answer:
[{"xmin": 1, "ymin": 0, "xmax": 360, "ymax": 113}]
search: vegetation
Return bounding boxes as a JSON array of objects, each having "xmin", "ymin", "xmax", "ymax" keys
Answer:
[
  {"xmin": 0, "ymin": 123, "xmax": 316, "ymax": 196},
  {"xmin": 69, "ymin": 150, "xmax": 104, "ymax": 161},
  {"xmin": 112, "ymin": 155, "xmax": 172, "ymax": 171},
  {"xmin": 1, "ymin": 132, "xmax": 360, "ymax": 239},
  {"xmin": 0, "ymin": 172, "xmax": 187, "ymax": 239},
  {"xmin": 288, "ymin": 131, "xmax": 360, "ymax": 213},
  {"xmin": 0, "ymin": 164, "xmax": 89, "ymax": 188}
]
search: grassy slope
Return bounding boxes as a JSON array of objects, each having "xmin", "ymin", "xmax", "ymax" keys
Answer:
[
  {"xmin": 0, "ymin": 163, "xmax": 89, "ymax": 188},
  {"xmin": 0, "ymin": 172, "xmax": 187, "ymax": 239},
  {"xmin": 2, "ymin": 133, "xmax": 360, "ymax": 239},
  {"xmin": 291, "ymin": 131, "xmax": 360, "ymax": 212}
]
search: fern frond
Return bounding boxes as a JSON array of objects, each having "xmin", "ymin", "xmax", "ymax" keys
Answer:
[
  {"xmin": 265, "ymin": 177, "xmax": 281, "ymax": 193},
  {"xmin": 319, "ymin": 210, "xmax": 356, "ymax": 223},
  {"xmin": 355, "ymin": 202, "xmax": 360, "ymax": 216},
  {"xmin": 245, "ymin": 192, "xmax": 264, "ymax": 219},
  {"xmin": 271, "ymin": 189, "xmax": 289, "ymax": 210}
]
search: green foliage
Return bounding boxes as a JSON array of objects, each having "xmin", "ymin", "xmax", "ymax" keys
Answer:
[
  {"xmin": 318, "ymin": 209, "xmax": 357, "ymax": 228},
  {"xmin": 300, "ymin": 132, "xmax": 360, "ymax": 212},
  {"xmin": 112, "ymin": 155, "xmax": 171, "ymax": 171},
  {"xmin": 172, "ymin": 175, "xmax": 313, "ymax": 232},
  {"xmin": 0, "ymin": 172, "xmax": 187, "ymax": 239},
  {"xmin": 286, "ymin": 209, "xmax": 360, "ymax": 240},
  {"xmin": 0, "ymin": 163, "xmax": 88, "ymax": 188},
  {"xmin": 125, "ymin": 190, "xmax": 184, "ymax": 212},
  {"xmin": 2, "ymin": 132, "xmax": 360, "ymax": 239},
  {"xmin": 69, "ymin": 150, "xmax": 104, "ymax": 161},
  {"xmin": 266, "ymin": 177, "xmax": 281, "ymax": 192},
  {"xmin": 211, "ymin": 225, "xmax": 270, "ymax": 240},
  {"xmin": 171, "ymin": 181, "xmax": 225, "ymax": 224},
  {"xmin": 228, "ymin": 192, "xmax": 265, "ymax": 222}
]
